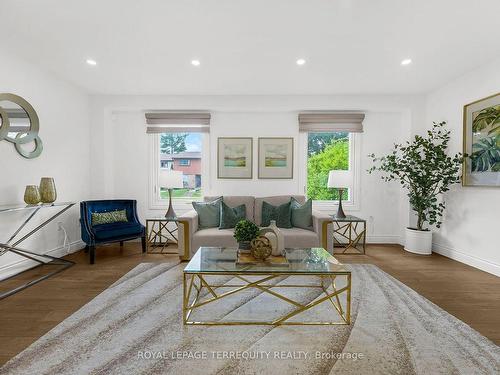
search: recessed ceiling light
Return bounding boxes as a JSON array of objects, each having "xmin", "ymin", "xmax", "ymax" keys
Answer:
[
  {"xmin": 86, "ymin": 59, "xmax": 97, "ymax": 66},
  {"xmin": 296, "ymin": 58, "xmax": 306, "ymax": 66},
  {"xmin": 401, "ymin": 58, "xmax": 412, "ymax": 66},
  {"xmin": 191, "ymin": 60, "xmax": 201, "ymax": 66}
]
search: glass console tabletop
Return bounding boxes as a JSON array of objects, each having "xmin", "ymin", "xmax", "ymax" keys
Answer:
[{"xmin": 183, "ymin": 247, "xmax": 350, "ymax": 275}]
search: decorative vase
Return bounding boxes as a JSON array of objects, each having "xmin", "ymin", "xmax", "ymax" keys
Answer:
[
  {"xmin": 250, "ymin": 236, "xmax": 272, "ymax": 260},
  {"xmin": 259, "ymin": 220, "xmax": 285, "ymax": 256},
  {"xmin": 24, "ymin": 185, "xmax": 41, "ymax": 205},
  {"xmin": 39, "ymin": 177, "xmax": 57, "ymax": 203},
  {"xmin": 404, "ymin": 227, "xmax": 432, "ymax": 255}
]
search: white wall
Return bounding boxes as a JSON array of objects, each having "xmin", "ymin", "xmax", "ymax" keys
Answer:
[
  {"xmin": 0, "ymin": 50, "xmax": 90, "ymax": 279},
  {"xmin": 424, "ymin": 56, "xmax": 500, "ymax": 276},
  {"xmin": 90, "ymin": 95, "xmax": 425, "ymax": 244}
]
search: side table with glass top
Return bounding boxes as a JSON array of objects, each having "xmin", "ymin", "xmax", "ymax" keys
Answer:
[
  {"xmin": 331, "ymin": 215, "xmax": 366, "ymax": 255},
  {"xmin": 145, "ymin": 217, "xmax": 179, "ymax": 254}
]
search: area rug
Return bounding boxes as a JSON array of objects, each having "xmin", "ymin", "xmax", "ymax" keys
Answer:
[{"xmin": 1, "ymin": 262, "xmax": 498, "ymax": 375}]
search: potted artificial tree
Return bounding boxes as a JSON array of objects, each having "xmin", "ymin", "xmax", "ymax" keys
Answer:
[
  {"xmin": 368, "ymin": 121, "xmax": 464, "ymax": 254},
  {"xmin": 234, "ymin": 219, "xmax": 260, "ymax": 250}
]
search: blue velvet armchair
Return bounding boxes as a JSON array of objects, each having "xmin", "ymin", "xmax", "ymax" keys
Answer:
[{"xmin": 80, "ymin": 200, "xmax": 146, "ymax": 264}]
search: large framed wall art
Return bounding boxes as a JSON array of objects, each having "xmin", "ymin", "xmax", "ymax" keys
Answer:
[{"xmin": 463, "ymin": 92, "xmax": 500, "ymax": 186}]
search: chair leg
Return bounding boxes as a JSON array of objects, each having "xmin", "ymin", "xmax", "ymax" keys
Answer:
[
  {"xmin": 141, "ymin": 236, "xmax": 146, "ymax": 253},
  {"xmin": 84, "ymin": 245, "xmax": 89, "ymax": 253},
  {"xmin": 120, "ymin": 241, "xmax": 124, "ymax": 247},
  {"xmin": 89, "ymin": 245, "xmax": 95, "ymax": 264}
]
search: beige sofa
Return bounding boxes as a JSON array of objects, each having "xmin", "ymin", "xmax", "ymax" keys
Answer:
[{"xmin": 177, "ymin": 195, "xmax": 333, "ymax": 259}]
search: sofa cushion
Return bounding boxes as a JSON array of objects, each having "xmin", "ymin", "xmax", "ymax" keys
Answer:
[
  {"xmin": 291, "ymin": 197, "xmax": 313, "ymax": 230},
  {"xmin": 261, "ymin": 200, "xmax": 292, "ymax": 228},
  {"xmin": 193, "ymin": 197, "xmax": 222, "ymax": 229},
  {"xmin": 219, "ymin": 201, "xmax": 246, "ymax": 229},
  {"xmin": 205, "ymin": 196, "xmax": 255, "ymax": 221},
  {"xmin": 192, "ymin": 227, "xmax": 238, "ymax": 250},
  {"xmin": 254, "ymin": 195, "xmax": 305, "ymax": 226},
  {"xmin": 280, "ymin": 227, "xmax": 320, "ymax": 248},
  {"xmin": 93, "ymin": 222, "xmax": 143, "ymax": 241}
]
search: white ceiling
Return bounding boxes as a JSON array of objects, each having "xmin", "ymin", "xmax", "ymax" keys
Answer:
[{"xmin": 1, "ymin": 0, "xmax": 499, "ymax": 95}]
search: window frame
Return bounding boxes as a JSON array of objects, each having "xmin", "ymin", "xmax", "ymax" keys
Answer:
[
  {"xmin": 148, "ymin": 132, "xmax": 209, "ymax": 211},
  {"xmin": 298, "ymin": 132, "xmax": 361, "ymax": 212},
  {"xmin": 178, "ymin": 159, "xmax": 191, "ymax": 166}
]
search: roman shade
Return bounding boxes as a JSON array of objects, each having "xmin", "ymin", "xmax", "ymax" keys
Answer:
[
  {"xmin": 298, "ymin": 111, "xmax": 365, "ymax": 133},
  {"xmin": 145, "ymin": 112, "xmax": 211, "ymax": 133}
]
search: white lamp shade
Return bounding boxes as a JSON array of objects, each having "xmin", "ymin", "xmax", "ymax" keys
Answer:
[
  {"xmin": 159, "ymin": 170, "xmax": 184, "ymax": 189},
  {"xmin": 327, "ymin": 170, "xmax": 353, "ymax": 189}
]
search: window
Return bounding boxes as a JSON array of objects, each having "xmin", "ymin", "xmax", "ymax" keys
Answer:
[
  {"xmin": 157, "ymin": 132, "xmax": 203, "ymax": 201},
  {"xmin": 307, "ymin": 132, "xmax": 351, "ymax": 201}
]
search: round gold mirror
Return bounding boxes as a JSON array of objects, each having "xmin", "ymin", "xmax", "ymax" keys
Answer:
[{"xmin": 0, "ymin": 93, "xmax": 43, "ymax": 159}]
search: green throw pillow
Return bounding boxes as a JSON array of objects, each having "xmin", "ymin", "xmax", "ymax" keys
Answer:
[
  {"xmin": 91, "ymin": 209, "xmax": 128, "ymax": 226},
  {"xmin": 261, "ymin": 200, "xmax": 292, "ymax": 228},
  {"xmin": 291, "ymin": 197, "xmax": 313, "ymax": 230},
  {"xmin": 219, "ymin": 201, "xmax": 247, "ymax": 229},
  {"xmin": 192, "ymin": 197, "xmax": 222, "ymax": 229}
]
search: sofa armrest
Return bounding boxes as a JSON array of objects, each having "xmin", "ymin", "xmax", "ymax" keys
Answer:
[
  {"xmin": 177, "ymin": 210, "xmax": 199, "ymax": 260},
  {"xmin": 312, "ymin": 210, "xmax": 333, "ymax": 253}
]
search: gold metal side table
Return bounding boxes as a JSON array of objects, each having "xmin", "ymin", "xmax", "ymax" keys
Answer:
[
  {"xmin": 331, "ymin": 215, "xmax": 366, "ymax": 255},
  {"xmin": 145, "ymin": 217, "xmax": 179, "ymax": 254}
]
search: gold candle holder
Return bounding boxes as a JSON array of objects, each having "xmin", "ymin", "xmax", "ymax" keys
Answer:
[
  {"xmin": 24, "ymin": 185, "xmax": 41, "ymax": 205},
  {"xmin": 39, "ymin": 177, "xmax": 57, "ymax": 203}
]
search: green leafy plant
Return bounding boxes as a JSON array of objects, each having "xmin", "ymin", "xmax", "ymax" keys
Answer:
[
  {"xmin": 233, "ymin": 220, "xmax": 260, "ymax": 242},
  {"xmin": 368, "ymin": 121, "xmax": 464, "ymax": 231},
  {"xmin": 307, "ymin": 138, "xmax": 349, "ymax": 200}
]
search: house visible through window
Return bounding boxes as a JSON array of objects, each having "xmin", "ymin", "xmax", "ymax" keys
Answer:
[
  {"xmin": 159, "ymin": 132, "xmax": 203, "ymax": 200},
  {"xmin": 307, "ymin": 132, "xmax": 350, "ymax": 201}
]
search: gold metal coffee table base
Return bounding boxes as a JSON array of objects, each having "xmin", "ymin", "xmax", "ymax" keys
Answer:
[{"xmin": 182, "ymin": 272, "xmax": 351, "ymax": 326}]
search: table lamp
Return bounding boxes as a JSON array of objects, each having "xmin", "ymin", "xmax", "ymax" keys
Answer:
[
  {"xmin": 327, "ymin": 170, "xmax": 353, "ymax": 219},
  {"xmin": 159, "ymin": 170, "xmax": 184, "ymax": 218}
]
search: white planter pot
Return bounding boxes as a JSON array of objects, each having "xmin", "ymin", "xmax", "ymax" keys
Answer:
[{"xmin": 404, "ymin": 228, "xmax": 432, "ymax": 255}]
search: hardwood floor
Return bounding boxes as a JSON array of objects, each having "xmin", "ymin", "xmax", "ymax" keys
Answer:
[{"xmin": 0, "ymin": 243, "xmax": 499, "ymax": 366}]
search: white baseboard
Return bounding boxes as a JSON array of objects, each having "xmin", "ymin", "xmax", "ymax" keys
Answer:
[
  {"xmin": 366, "ymin": 235, "xmax": 401, "ymax": 244},
  {"xmin": 432, "ymin": 242, "xmax": 500, "ymax": 277},
  {"xmin": 0, "ymin": 240, "xmax": 85, "ymax": 281}
]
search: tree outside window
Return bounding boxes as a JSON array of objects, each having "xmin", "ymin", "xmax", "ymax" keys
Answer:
[{"xmin": 307, "ymin": 132, "xmax": 349, "ymax": 200}]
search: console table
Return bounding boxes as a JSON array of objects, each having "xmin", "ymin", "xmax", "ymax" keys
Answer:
[{"xmin": 0, "ymin": 202, "xmax": 76, "ymax": 299}]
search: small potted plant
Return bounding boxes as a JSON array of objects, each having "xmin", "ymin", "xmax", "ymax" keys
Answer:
[
  {"xmin": 368, "ymin": 121, "xmax": 465, "ymax": 254},
  {"xmin": 234, "ymin": 219, "xmax": 260, "ymax": 250}
]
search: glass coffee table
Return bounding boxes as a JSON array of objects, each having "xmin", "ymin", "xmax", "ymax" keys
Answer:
[{"xmin": 183, "ymin": 247, "xmax": 351, "ymax": 326}]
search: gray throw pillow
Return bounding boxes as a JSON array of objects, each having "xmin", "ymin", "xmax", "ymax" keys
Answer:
[
  {"xmin": 261, "ymin": 200, "xmax": 292, "ymax": 228},
  {"xmin": 192, "ymin": 197, "xmax": 222, "ymax": 229},
  {"xmin": 291, "ymin": 197, "xmax": 313, "ymax": 230},
  {"xmin": 219, "ymin": 201, "xmax": 247, "ymax": 229}
]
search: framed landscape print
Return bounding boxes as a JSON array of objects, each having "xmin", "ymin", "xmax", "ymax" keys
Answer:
[
  {"xmin": 217, "ymin": 137, "xmax": 253, "ymax": 179},
  {"xmin": 258, "ymin": 137, "xmax": 294, "ymax": 179},
  {"xmin": 463, "ymin": 92, "xmax": 500, "ymax": 187}
]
